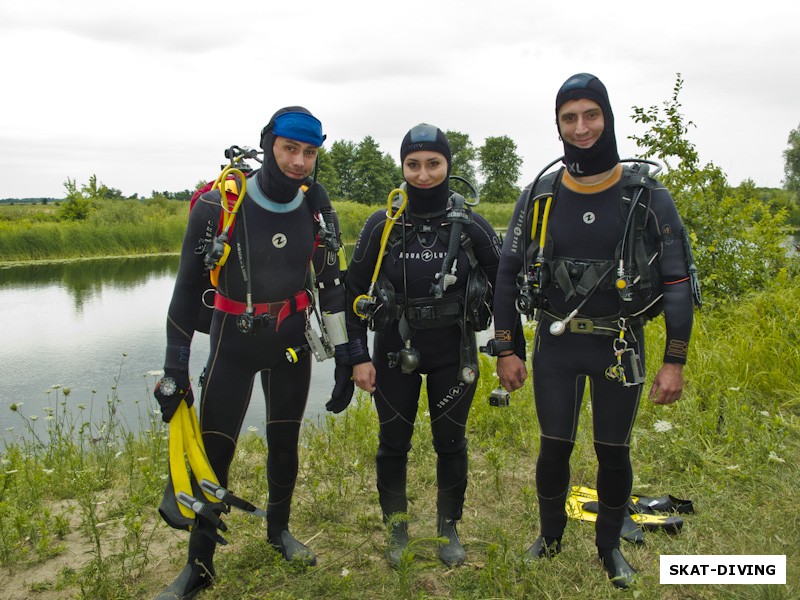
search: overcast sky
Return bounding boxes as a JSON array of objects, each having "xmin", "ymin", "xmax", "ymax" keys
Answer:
[{"xmin": 1, "ymin": 1, "xmax": 797, "ymax": 200}]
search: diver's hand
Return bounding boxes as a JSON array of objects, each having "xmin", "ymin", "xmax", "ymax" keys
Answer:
[
  {"xmin": 154, "ymin": 369, "xmax": 193, "ymax": 423},
  {"xmin": 352, "ymin": 361, "xmax": 376, "ymax": 393},
  {"xmin": 497, "ymin": 354, "xmax": 527, "ymax": 392},
  {"xmin": 649, "ymin": 363, "xmax": 684, "ymax": 405},
  {"xmin": 326, "ymin": 363, "xmax": 355, "ymax": 413}
]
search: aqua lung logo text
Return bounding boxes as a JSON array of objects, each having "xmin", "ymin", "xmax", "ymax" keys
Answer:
[
  {"xmin": 272, "ymin": 233, "xmax": 287, "ymax": 248},
  {"xmin": 510, "ymin": 209, "xmax": 527, "ymax": 254},
  {"xmin": 436, "ymin": 383, "xmax": 464, "ymax": 409},
  {"xmin": 401, "ymin": 250, "xmax": 445, "ymax": 262}
]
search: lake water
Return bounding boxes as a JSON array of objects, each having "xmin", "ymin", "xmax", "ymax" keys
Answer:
[{"xmin": 0, "ymin": 256, "xmax": 336, "ymax": 444}]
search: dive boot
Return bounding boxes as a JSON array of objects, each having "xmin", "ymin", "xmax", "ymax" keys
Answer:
[
  {"xmin": 524, "ymin": 535, "xmax": 562, "ymax": 561},
  {"xmin": 269, "ymin": 529, "xmax": 317, "ymax": 566},
  {"xmin": 437, "ymin": 516, "xmax": 465, "ymax": 567},
  {"xmin": 598, "ymin": 547, "xmax": 637, "ymax": 589},
  {"xmin": 385, "ymin": 520, "xmax": 410, "ymax": 568},
  {"xmin": 154, "ymin": 560, "xmax": 215, "ymax": 600}
]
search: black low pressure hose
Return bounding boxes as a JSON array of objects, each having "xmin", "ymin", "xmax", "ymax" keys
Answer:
[{"xmin": 431, "ymin": 191, "xmax": 474, "ymax": 298}]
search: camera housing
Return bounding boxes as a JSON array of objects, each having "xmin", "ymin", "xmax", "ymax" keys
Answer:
[{"xmin": 489, "ymin": 387, "xmax": 510, "ymax": 407}]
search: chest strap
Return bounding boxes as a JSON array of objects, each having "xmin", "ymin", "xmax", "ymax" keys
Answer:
[
  {"xmin": 214, "ymin": 290, "xmax": 311, "ymax": 330},
  {"xmin": 541, "ymin": 310, "xmax": 642, "ymax": 337}
]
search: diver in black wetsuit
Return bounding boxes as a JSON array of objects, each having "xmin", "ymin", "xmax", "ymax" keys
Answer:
[
  {"xmin": 153, "ymin": 107, "xmax": 352, "ymax": 599},
  {"xmin": 344, "ymin": 124, "xmax": 502, "ymax": 567},
  {"xmin": 492, "ymin": 74, "xmax": 695, "ymax": 589}
]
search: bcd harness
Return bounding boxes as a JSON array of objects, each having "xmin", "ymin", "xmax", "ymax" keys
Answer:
[
  {"xmin": 353, "ymin": 183, "xmax": 492, "ymax": 384},
  {"xmin": 509, "ymin": 157, "xmax": 701, "ymax": 386},
  {"xmin": 192, "ymin": 147, "xmax": 347, "ymax": 360}
]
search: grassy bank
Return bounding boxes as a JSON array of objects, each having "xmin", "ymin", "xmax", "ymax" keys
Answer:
[
  {"xmin": 1, "ymin": 280, "xmax": 797, "ymax": 599},
  {"xmin": 0, "ymin": 199, "xmax": 515, "ymax": 265}
]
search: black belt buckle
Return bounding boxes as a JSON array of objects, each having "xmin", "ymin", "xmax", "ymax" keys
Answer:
[{"xmin": 569, "ymin": 318, "xmax": 594, "ymax": 334}]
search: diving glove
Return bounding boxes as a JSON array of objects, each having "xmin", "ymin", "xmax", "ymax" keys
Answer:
[
  {"xmin": 155, "ymin": 368, "xmax": 193, "ymax": 423},
  {"xmin": 326, "ymin": 362, "xmax": 354, "ymax": 413}
]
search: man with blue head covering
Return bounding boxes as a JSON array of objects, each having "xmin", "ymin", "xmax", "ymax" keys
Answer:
[{"xmin": 153, "ymin": 106, "xmax": 355, "ymax": 599}]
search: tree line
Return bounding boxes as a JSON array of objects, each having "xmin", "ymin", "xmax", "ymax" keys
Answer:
[{"xmin": 314, "ymin": 132, "xmax": 523, "ymax": 204}]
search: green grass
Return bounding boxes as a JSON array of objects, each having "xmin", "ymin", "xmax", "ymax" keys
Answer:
[
  {"xmin": 0, "ymin": 199, "xmax": 516, "ymax": 265},
  {"xmin": 0, "ymin": 198, "xmax": 188, "ymax": 263},
  {"xmin": 1, "ymin": 280, "xmax": 798, "ymax": 598}
]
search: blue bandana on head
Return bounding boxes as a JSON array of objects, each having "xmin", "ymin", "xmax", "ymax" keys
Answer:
[{"xmin": 272, "ymin": 111, "xmax": 324, "ymax": 147}]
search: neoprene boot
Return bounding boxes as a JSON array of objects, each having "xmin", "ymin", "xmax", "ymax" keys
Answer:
[
  {"xmin": 154, "ymin": 560, "xmax": 215, "ymax": 600},
  {"xmin": 155, "ymin": 522, "xmax": 216, "ymax": 600},
  {"xmin": 598, "ymin": 546, "xmax": 637, "ymax": 589},
  {"xmin": 268, "ymin": 528, "xmax": 317, "ymax": 566},
  {"xmin": 384, "ymin": 518, "xmax": 410, "ymax": 568},
  {"xmin": 524, "ymin": 535, "xmax": 562, "ymax": 561},
  {"xmin": 437, "ymin": 516, "xmax": 465, "ymax": 566}
]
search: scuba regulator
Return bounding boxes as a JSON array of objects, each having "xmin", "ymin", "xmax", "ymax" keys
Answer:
[
  {"xmin": 514, "ymin": 157, "xmax": 564, "ymax": 318},
  {"xmin": 353, "ymin": 187, "xmax": 408, "ymax": 325},
  {"xmin": 198, "ymin": 145, "xmax": 261, "ymax": 286}
]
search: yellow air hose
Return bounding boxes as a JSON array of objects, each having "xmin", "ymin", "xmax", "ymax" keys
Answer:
[
  {"xmin": 353, "ymin": 187, "xmax": 408, "ymax": 318},
  {"xmin": 208, "ymin": 166, "xmax": 248, "ymax": 287}
]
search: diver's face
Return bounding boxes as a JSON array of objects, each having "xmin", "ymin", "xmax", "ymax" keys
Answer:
[
  {"xmin": 558, "ymin": 99, "xmax": 604, "ymax": 148},
  {"xmin": 403, "ymin": 151, "xmax": 448, "ymax": 189},
  {"xmin": 272, "ymin": 136, "xmax": 318, "ymax": 179}
]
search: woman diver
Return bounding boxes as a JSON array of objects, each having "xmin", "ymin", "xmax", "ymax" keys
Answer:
[{"xmin": 342, "ymin": 124, "xmax": 502, "ymax": 567}]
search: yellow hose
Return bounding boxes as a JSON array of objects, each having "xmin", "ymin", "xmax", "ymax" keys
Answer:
[
  {"xmin": 353, "ymin": 188, "xmax": 408, "ymax": 319},
  {"xmin": 212, "ymin": 166, "xmax": 248, "ymax": 235}
]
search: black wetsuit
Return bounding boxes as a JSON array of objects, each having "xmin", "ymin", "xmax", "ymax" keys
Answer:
[
  {"xmin": 493, "ymin": 166, "xmax": 693, "ymax": 548},
  {"xmin": 346, "ymin": 198, "xmax": 501, "ymax": 520},
  {"xmin": 164, "ymin": 169, "xmax": 345, "ymax": 534}
]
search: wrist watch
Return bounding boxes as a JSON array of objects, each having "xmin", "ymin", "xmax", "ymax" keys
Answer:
[{"xmin": 160, "ymin": 376, "xmax": 178, "ymax": 397}]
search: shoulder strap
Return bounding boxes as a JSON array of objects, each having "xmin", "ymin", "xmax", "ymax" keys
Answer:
[{"xmin": 617, "ymin": 164, "xmax": 659, "ymax": 291}]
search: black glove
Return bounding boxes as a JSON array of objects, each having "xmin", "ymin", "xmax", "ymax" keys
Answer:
[
  {"xmin": 326, "ymin": 363, "xmax": 354, "ymax": 414},
  {"xmin": 154, "ymin": 368, "xmax": 193, "ymax": 423}
]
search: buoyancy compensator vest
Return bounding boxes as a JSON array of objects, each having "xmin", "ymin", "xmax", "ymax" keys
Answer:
[
  {"xmin": 516, "ymin": 158, "xmax": 689, "ymax": 323},
  {"xmin": 366, "ymin": 195, "xmax": 492, "ymax": 333}
]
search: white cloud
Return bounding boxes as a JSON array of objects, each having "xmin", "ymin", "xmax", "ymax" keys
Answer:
[{"xmin": 1, "ymin": 0, "xmax": 797, "ymax": 198}]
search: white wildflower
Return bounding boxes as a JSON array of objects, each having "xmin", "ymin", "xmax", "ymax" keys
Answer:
[
  {"xmin": 726, "ymin": 465, "xmax": 740, "ymax": 470},
  {"xmin": 759, "ymin": 411, "xmax": 769, "ymax": 417},
  {"xmin": 247, "ymin": 426, "xmax": 259, "ymax": 433},
  {"xmin": 653, "ymin": 420, "xmax": 673, "ymax": 433},
  {"xmin": 728, "ymin": 386, "xmax": 740, "ymax": 391},
  {"xmin": 115, "ymin": 451, "xmax": 123, "ymax": 459},
  {"xmin": 768, "ymin": 451, "xmax": 785, "ymax": 464},
  {"xmin": 43, "ymin": 468, "xmax": 54, "ymax": 475},
  {"xmin": 51, "ymin": 384, "xmax": 62, "ymax": 390},
  {"xmin": 340, "ymin": 568, "xmax": 350, "ymax": 577}
]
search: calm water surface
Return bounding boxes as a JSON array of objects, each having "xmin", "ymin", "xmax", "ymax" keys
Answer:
[{"xmin": 0, "ymin": 256, "xmax": 335, "ymax": 444}]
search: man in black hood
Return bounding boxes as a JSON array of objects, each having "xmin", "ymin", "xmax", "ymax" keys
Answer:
[
  {"xmin": 153, "ymin": 106, "xmax": 355, "ymax": 599},
  {"xmin": 492, "ymin": 74, "xmax": 696, "ymax": 588}
]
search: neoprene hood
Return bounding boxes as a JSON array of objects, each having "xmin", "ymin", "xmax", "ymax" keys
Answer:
[
  {"xmin": 400, "ymin": 124, "xmax": 452, "ymax": 218},
  {"xmin": 555, "ymin": 73, "xmax": 619, "ymax": 177}
]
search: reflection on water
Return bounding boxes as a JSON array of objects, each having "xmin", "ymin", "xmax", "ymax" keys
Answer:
[
  {"xmin": 0, "ymin": 255, "xmax": 179, "ymax": 312},
  {"xmin": 0, "ymin": 255, "xmax": 335, "ymax": 444}
]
